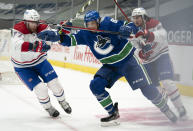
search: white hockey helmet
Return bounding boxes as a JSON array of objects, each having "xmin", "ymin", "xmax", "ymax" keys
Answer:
[
  {"xmin": 132, "ymin": 7, "xmax": 147, "ymax": 17},
  {"xmin": 23, "ymin": 9, "xmax": 40, "ymax": 22}
]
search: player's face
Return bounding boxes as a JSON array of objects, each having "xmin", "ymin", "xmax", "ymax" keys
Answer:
[
  {"xmin": 132, "ymin": 15, "xmax": 143, "ymax": 27},
  {"xmin": 26, "ymin": 21, "xmax": 39, "ymax": 33},
  {"xmin": 86, "ymin": 21, "xmax": 98, "ymax": 31}
]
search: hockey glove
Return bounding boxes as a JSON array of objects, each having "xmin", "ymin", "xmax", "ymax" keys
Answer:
[
  {"xmin": 38, "ymin": 30, "xmax": 60, "ymax": 42},
  {"xmin": 135, "ymin": 29, "xmax": 155, "ymax": 42},
  {"xmin": 31, "ymin": 41, "xmax": 51, "ymax": 52},
  {"xmin": 119, "ymin": 25, "xmax": 132, "ymax": 39},
  {"xmin": 138, "ymin": 49, "xmax": 153, "ymax": 60}
]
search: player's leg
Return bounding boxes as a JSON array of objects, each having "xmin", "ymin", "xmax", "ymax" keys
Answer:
[
  {"xmin": 121, "ymin": 55, "xmax": 177, "ymax": 123},
  {"xmin": 36, "ymin": 60, "xmax": 71, "ymax": 114},
  {"xmin": 14, "ymin": 67, "xmax": 59, "ymax": 117},
  {"xmin": 157, "ymin": 54, "xmax": 187, "ymax": 119},
  {"xmin": 47, "ymin": 78, "xmax": 71, "ymax": 114},
  {"xmin": 162, "ymin": 80, "xmax": 187, "ymax": 119},
  {"xmin": 90, "ymin": 65, "xmax": 121, "ymax": 126}
]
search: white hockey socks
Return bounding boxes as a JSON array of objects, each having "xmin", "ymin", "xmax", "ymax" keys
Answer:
[
  {"xmin": 34, "ymin": 82, "xmax": 51, "ymax": 109},
  {"xmin": 47, "ymin": 78, "xmax": 66, "ymax": 102},
  {"xmin": 161, "ymin": 80, "xmax": 184, "ymax": 109}
]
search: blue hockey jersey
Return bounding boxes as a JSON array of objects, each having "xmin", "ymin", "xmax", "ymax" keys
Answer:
[{"xmin": 60, "ymin": 17, "xmax": 136, "ymax": 66}]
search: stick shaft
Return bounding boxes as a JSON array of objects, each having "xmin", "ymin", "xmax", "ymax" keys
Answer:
[{"xmin": 113, "ymin": 0, "xmax": 130, "ymax": 22}]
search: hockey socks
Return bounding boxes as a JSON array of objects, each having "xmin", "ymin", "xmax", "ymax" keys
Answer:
[
  {"xmin": 151, "ymin": 90, "xmax": 177, "ymax": 123},
  {"xmin": 161, "ymin": 80, "xmax": 187, "ymax": 119},
  {"xmin": 97, "ymin": 93, "xmax": 115, "ymax": 115}
]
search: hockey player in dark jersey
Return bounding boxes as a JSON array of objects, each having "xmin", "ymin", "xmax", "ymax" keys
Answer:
[{"xmin": 38, "ymin": 10, "xmax": 177, "ymax": 126}]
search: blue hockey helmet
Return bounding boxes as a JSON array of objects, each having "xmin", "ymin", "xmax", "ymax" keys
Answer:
[{"xmin": 84, "ymin": 10, "xmax": 100, "ymax": 25}]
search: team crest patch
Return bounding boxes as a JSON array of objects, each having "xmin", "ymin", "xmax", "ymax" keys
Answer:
[{"xmin": 95, "ymin": 35, "xmax": 111, "ymax": 48}]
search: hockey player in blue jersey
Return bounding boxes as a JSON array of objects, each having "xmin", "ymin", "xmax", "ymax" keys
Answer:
[
  {"xmin": 11, "ymin": 9, "xmax": 72, "ymax": 117},
  {"xmin": 38, "ymin": 10, "xmax": 177, "ymax": 126}
]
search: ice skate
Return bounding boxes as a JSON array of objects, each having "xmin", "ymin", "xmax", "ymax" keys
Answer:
[
  {"xmin": 177, "ymin": 106, "xmax": 188, "ymax": 120},
  {"xmin": 45, "ymin": 106, "xmax": 60, "ymax": 117},
  {"xmin": 59, "ymin": 100, "xmax": 72, "ymax": 114},
  {"xmin": 101, "ymin": 102, "xmax": 120, "ymax": 127},
  {"xmin": 163, "ymin": 108, "xmax": 178, "ymax": 123}
]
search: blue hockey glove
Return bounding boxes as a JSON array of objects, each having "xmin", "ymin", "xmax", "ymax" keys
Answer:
[
  {"xmin": 119, "ymin": 25, "xmax": 132, "ymax": 39},
  {"xmin": 30, "ymin": 41, "xmax": 51, "ymax": 52},
  {"xmin": 38, "ymin": 30, "xmax": 60, "ymax": 42}
]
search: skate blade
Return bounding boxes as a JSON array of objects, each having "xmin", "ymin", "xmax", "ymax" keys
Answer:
[{"xmin": 101, "ymin": 120, "xmax": 120, "ymax": 127}]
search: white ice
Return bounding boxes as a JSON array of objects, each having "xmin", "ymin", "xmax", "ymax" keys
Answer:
[{"xmin": 0, "ymin": 62, "xmax": 193, "ymax": 131}]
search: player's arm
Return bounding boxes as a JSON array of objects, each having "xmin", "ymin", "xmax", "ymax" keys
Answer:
[
  {"xmin": 151, "ymin": 22, "xmax": 167, "ymax": 43},
  {"xmin": 104, "ymin": 17, "xmax": 126, "ymax": 32},
  {"xmin": 105, "ymin": 17, "xmax": 137, "ymax": 39},
  {"xmin": 11, "ymin": 30, "xmax": 50, "ymax": 53},
  {"xmin": 37, "ymin": 29, "xmax": 86, "ymax": 47}
]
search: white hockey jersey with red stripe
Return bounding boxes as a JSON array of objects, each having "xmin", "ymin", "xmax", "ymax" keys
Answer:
[
  {"xmin": 131, "ymin": 18, "xmax": 169, "ymax": 64},
  {"xmin": 11, "ymin": 21, "xmax": 49, "ymax": 68},
  {"xmin": 143, "ymin": 18, "xmax": 169, "ymax": 63}
]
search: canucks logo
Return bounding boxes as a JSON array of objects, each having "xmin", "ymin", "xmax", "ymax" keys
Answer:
[
  {"xmin": 94, "ymin": 35, "xmax": 114, "ymax": 55},
  {"xmin": 95, "ymin": 35, "xmax": 110, "ymax": 48}
]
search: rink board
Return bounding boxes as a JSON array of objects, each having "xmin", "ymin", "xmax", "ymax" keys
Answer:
[{"xmin": 49, "ymin": 59, "xmax": 193, "ymax": 97}]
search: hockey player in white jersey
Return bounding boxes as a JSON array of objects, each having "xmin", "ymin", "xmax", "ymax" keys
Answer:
[
  {"xmin": 11, "ymin": 9, "xmax": 72, "ymax": 117},
  {"xmin": 126, "ymin": 7, "xmax": 187, "ymax": 119}
]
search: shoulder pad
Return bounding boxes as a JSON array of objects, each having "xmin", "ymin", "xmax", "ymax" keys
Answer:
[
  {"xmin": 146, "ymin": 18, "xmax": 160, "ymax": 29},
  {"xmin": 14, "ymin": 21, "xmax": 30, "ymax": 34},
  {"xmin": 37, "ymin": 24, "xmax": 48, "ymax": 33}
]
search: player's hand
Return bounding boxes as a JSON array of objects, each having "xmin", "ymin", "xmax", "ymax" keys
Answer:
[
  {"xmin": 38, "ymin": 30, "xmax": 60, "ymax": 42},
  {"xmin": 142, "ymin": 43, "xmax": 153, "ymax": 54},
  {"xmin": 138, "ymin": 49, "xmax": 153, "ymax": 60},
  {"xmin": 135, "ymin": 31, "xmax": 145, "ymax": 38},
  {"xmin": 57, "ymin": 20, "xmax": 72, "ymax": 35},
  {"xmin": 135, "ymin": 29, "xmax": 154, "ymax": 42},
  {"xmin": 119, "ymin": 25, "xmax": 132, "ymax": 39},
  {"xmin": 32, "ymin": 41, "xmax": 51, "ymax": 52},
  {"xmin": 143, "ymin": 29, "xmax": 155, "ymax": 42}
]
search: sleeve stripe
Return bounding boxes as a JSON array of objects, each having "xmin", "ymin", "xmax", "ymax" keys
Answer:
[
  {"xmin": 21, "ymin": 42, "xmax": 32, "ymax": 52},
  {"xmin": 70, "ymin": 34, "xmax": 77, "ymax": 46}
]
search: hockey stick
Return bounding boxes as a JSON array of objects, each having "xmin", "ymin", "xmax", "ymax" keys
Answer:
[
  {"xmin": 113, "ymin": 0, "xmax": 148, "ymax": 46},
  {"xmin": 113, "ymin": 0, "xmax": 130, "ymax": 22},
  {"xmin": 38, "ymin": 21, "xmax": 120, "ymax": 35},
  {"xmin": 60, "ymin": 24, "xmax": 120, "ymax": 35},
  {"xmin": 10, "ymin": 19, "xmax": 120, "ymax": 35},
  {"xmin": 71, "ymin": 0, "xmax": 95, "ymax": 22}
]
